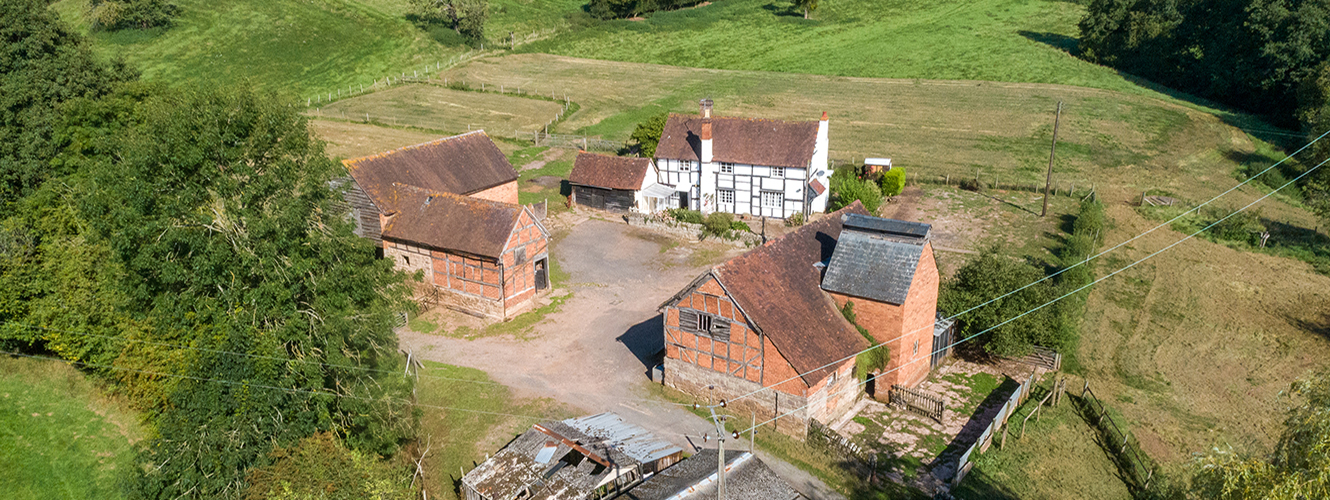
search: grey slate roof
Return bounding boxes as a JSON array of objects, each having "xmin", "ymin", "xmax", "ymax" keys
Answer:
[
  {"xmin": 820, "ymin": 215, "xmax": 931, "ymax": 306},
  {"xmin": 622, "ymin": 450, "xmax": 802, "ymax": 500},
  {"xmin": 842, "ymin": 213, "xmax": 930, "ymax": 240}
]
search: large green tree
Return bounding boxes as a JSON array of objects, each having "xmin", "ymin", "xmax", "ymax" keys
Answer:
[
  {"xmin": 939, "ymin": 252, "xmax": 1064, "ymax": 357},
  {"xmin": 629, "ymin": 112, "xmax": 669, "ymax": 157},
  {"xmin": 1193, "ymin": 371, "xmax": 1330, "ymax": 499},
  {"xmin": 411, "ymin": 0, "xmax": 488, "ymax": 40},
  {"xmin": 0, "ymin": 0, "xmax": 133, "ymax": 215},
  {"xmin": 1298, "ymin": 61, "xmax": 1330, "ymax": 221}
]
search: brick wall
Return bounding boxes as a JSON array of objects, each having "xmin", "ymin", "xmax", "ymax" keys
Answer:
[
  {"xmin": 469, "ymin": 180, "xmax": 519, "ymax": 205},
  {"xmin": 827, "ymin": 242, "xmax": 940, "ymax": 391},
  {"xmin": 663, "ymin": 276, "xmax": 764, "ymax": 385},
  {"xmin": 498, "ymin": 209, "xmax": 549, "ymax": 317}
]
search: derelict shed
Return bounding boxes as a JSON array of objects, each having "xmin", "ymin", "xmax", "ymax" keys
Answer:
[{"xmin": 462, "ymin": 413, "xmax": 682, "ymax": 500}]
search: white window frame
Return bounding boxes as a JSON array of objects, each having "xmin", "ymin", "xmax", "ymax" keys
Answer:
[
  {"xmin": 761, "ymin": 191, "xmax": 783, "ymax": 208},
  {"xmin": 718, "ymin": 189, "xmax": 735, "ymax": 204},
  {"xmin": 720, "ymin": 163, "xmax": 735, "ymax": 174},
  {"xmin": 771, "ymin": 166, "xmax": 786, "ymax": 178}
]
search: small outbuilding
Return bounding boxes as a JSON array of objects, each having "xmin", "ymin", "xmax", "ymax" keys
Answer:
[
  {"xmin": 569, "ymin": 152, "xmax": 674, "ymax": 213},
  {"xmin": 462, "ymin": 412, "xmax": 683, "ymax": 500}
]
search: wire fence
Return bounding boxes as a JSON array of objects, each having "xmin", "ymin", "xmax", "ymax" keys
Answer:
[{"xmin": 1079, "ymin": 381, "xmax": 1158, "ymax": 492}]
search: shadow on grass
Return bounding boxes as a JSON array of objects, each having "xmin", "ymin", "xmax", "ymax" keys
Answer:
[
  {"xmin": 761, "ymin": 2, "xmax": 802, "ymax": 17},
  {"xmin": 950, "ymin": 466, "xmax": 1022, "ymax": 500},
  {"xmin": 1017, "ymin": 30, "xmax": 1078, "ymax": 54}
]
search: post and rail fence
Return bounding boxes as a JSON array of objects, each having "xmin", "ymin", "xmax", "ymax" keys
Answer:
[{"xmin": 951, "ymin": 371, "xmax": 1038, "ymax": 488}]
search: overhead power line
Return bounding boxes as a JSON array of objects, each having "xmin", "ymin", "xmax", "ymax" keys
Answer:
[
  {"xmin": 734, "ymin": 154, "xmax": 1330, "ymax": 435},
  {"xmin": 714, "ymin": 128, "xmax": 1330, "ymax": 410}
]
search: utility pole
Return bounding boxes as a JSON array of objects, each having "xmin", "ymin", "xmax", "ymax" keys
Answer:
[
  {"xmin": 709, "ymin": 407, "xmax": 737, "ymax": 500},
  {"xmin": 1042, "ymin": 101, "xmax": 1063, "ymax": 217}
]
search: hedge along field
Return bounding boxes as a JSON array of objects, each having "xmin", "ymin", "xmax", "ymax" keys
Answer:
[{"xmin": 521, "ymin": 0, "xmax": 1144, "ymax": 94}]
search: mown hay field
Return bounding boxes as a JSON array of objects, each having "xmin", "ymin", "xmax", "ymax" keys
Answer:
[{"xmin": 313, "ymin": 84, "xmax": 567, "ymax": 139}]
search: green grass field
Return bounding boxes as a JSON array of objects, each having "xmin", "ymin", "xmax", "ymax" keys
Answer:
[
  {"xmin": 0, "ymin": 356, "xmax": 142, "ymax": 500},
  {"xmin": 522, "ymin": 0, "xmax": 1144, "ymax": 93},
  {"xmin": 415, "ymin": 361, "xmax": 571, "ymax": 499}
]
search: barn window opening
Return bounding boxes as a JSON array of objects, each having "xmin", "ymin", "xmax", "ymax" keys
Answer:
[
  {"xmin": 680, "ymin": 309, "xmax": 731, "ymax": 341},
  {"xmin": 402, "ymin": 255, "xmax": 410, "ymax": 266},
  {"xmin": 913, "ymin": 339, "xmax": 919, "ymax": 355},
  {"xmin": 698, "ymin": 314, "xmax": 712, "ymax": 332}
]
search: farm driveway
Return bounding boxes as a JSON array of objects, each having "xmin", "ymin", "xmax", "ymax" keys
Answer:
[{"xmin": 399, "ymin": 216, "xmax": 846, "ymax": 499}]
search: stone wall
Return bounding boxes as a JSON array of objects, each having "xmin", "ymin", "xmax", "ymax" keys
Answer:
[
  {"xmin": 624, "ymin": 213, "xmax": 762, "ymax": 247},
  {"xmin": 664, "ymin": 358, "xmax": 812, "ymax": 439}
]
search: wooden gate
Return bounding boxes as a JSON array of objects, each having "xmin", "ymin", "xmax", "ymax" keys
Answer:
[{"xmin": 889, "ymin": 384, "xmax": 946, "ymax": 421}]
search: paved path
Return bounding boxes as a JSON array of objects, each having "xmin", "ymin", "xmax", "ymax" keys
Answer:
[{"xmin": 400, "ymin": 215, "xmax": 845, "ymax": 499}]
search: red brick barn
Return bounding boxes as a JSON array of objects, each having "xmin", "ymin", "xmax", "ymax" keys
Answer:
[
  {"xmin": 343, "ymin": 130, "xmax": 520, "ymax": 247},
  {"xmin": 380, "ymin": 189, "xmax": 550, "ymax": 319},
  {"xmin": 659, "ymin": 204, "xmax": 940, "ymax": 437}
]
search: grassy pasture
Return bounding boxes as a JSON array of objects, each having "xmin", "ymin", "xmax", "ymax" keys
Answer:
[
  {"xmin": 523, "ymin": 0, "xmax": 1140, "ymax": 94},
  {"xmin": 0, "ymin": 356, "xmax": 142, "ymax": 500},
  {"xmin": 314, "ymin": 84, "xmax": 567, "ymax": 138},
  {"xmin": 415, "ymin": 361, "xmax": 571, "ymax": 499}
]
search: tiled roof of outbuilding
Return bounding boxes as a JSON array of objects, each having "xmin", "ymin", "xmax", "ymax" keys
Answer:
[
  {"xmin": 569, "ymin": 152, "xmax": 653, "ymax": 191},
  {"xmin": 344, "ymin": 131, "xmax": 517, "ymax": 208},
  {"xmin": 380, "ymin": 187, "xmax": 530, "ymax": 261},
  {"xmin": 708, "ymin": 204, "xmax": 873, "ymax": 386},
  {"xmin": 655, "ymin": 114, "xmax": 819, "ymax": 169},
  {"xmin": 821, "ymin": 214, "xmax": 931, "ymax": 305}
]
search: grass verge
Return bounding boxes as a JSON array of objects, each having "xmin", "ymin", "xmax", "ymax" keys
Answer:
[
  {"xmin": 0, "ymin": 356, "xmax": 142, "ymax": 500},
  {"xmin": 415, "ymin": 361, "xmax": 570, "ymax": 499}
]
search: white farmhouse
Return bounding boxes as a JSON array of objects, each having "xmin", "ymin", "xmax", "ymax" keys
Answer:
[{"xmin": 653, "ymin": 99, "xmax": 831, "ymax": 219}]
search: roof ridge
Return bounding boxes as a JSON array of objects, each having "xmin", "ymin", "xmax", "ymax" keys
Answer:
[
  {"xmin": 668, "ymin": 112, "xmax": 820, "ymax": 126},
  {"xmin": 343, "ymin": 130, "xmax": 490, "ymax": 167}
]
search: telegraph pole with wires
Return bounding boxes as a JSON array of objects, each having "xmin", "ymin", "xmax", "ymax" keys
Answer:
[
  {"xmin": 708, "ymin": 401, "xmax": 739, "ymax": 500},
  {"xmin": 1042, "ymin": 101, "xmax": 1063, "ymax": 217}
]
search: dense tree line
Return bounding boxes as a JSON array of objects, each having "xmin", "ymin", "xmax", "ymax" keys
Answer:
[
  {"xmin": 589, "ymin": 0, "xmax": 704, "ymax": 20},
  {"xmin": 1, "ymin": 0, "xmax": 416, "ymax": 497},
  {"xmin": 1078, "ymin": 0, "xmax": 1330, "ymax": 128}
]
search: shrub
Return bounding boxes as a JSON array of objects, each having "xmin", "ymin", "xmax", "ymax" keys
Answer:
[
  {"xmin": 629, "ymin": 112, "xmax": 668, "ymax": 158},
  {"xmin": 730, "ymin": 220, "xmax": 752, "ymax": 233},
  {"xmin": 829, "ymin": 175, "xmax": 883, "ymax": 213},
  {"xmin": 785, "ymin": 212, "xmax": 805, "ymax": 227},
  {"xmin": 703, "ymin": 212, "xmax": 734, "ymax": 238},
  {"xmin": 880, "ymin": 168, "xmax": 906, "ymax": 197},
  {"xmin": 89, "ymin": 0, "xmax": 180, "ymax": 31},
  {"xmin": 958, "ymin": 177, "xmax": 983, "ymax": 192},
  {"xmin": 1208, "ymin": 207, "xmax": 1264, "ymax": 244},
  {"xmin": 666, "ymin": 208, "xmax": 703, "ymax": 224},
  {"xmin": 244, "ymin": 433, "xmax": 413, "ymax": 500}
]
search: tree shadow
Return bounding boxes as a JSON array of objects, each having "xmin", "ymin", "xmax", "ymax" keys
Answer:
[
  {"xmin": 948, "ymin": 466, "xmax": 1022, "ymax": 499},
  {"xmin": 1018, "ymin": 30, "xmax": 1079, "ymax": 54},
  {"xmin": 761, "ymin": 2, "xmax": 802, "ymax": 17},
  {"xmin": 616, "ymin": 314, "xmax": 665, "ymax": 377}
]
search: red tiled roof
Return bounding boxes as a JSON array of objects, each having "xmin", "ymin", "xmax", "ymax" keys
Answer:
[
  {"xmin": 809, "ymin": 178, "xmax": 826, "ymax": 196},
  {"xmin": 344, "ymin": 131, "xmax": 518, "ymax": 210},
  {"xmin": 713, "ymin": 203, "xmax": 872, "ymax": 386},
  {"xmin": 381, "ymin": 187, "xmax": 528, "ymax": 261},
  {"xmin": 655, "ymin": 114, "xmax": 819, "ymax": 169},
  {"xmin": 569, "ymin": 152, "xmax": 652, "ymax": 191}
]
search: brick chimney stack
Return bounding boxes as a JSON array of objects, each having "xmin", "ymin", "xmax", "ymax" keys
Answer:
[{"xmin": 700, "ymin": 99, "xmax": 714, "ymax": 163}]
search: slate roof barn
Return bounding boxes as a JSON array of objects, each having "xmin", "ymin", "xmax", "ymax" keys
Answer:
[{"xmin": 659, "ymin": 204, "xmax": 943, "ymax": 437}]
